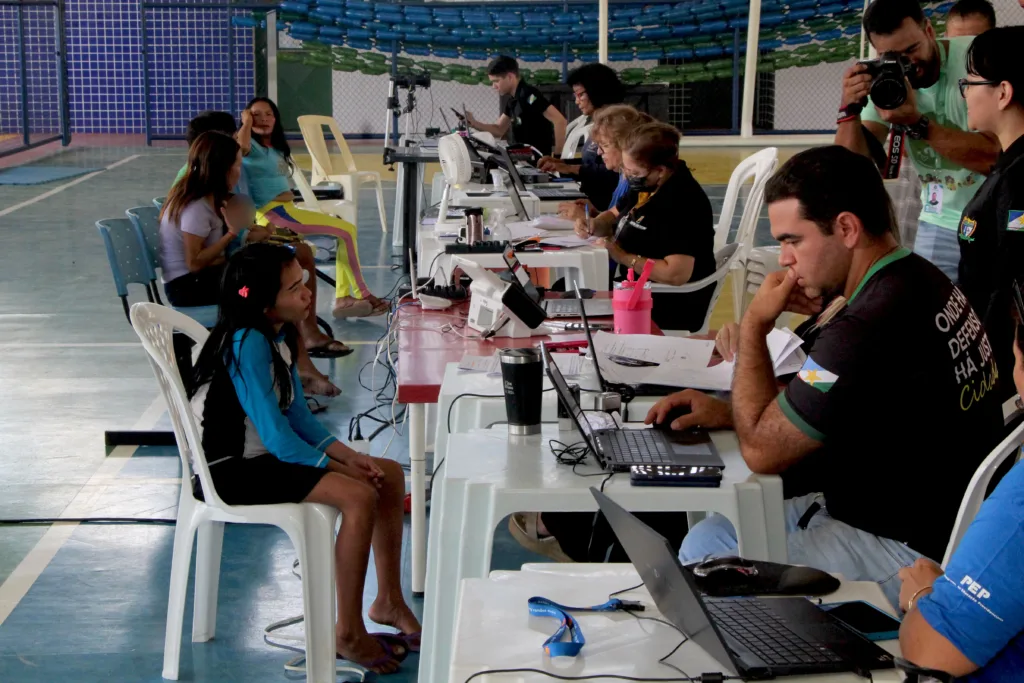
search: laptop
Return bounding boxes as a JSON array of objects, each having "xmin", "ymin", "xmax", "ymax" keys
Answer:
[
  {"xmin": 504, "ymin": 159, "xmax": 588, "ymax": 200},
  {"xmin": 592, "ymin": 488, "xmax": 897, "ymax": 680},
  {"xmin": 541, "ymin": 343, "xmax": 723, "ymax": 472},
  {"xmin": 575, "ymin": 282, "xmax": 682, "ymax": 397},
  {"xmin": 544, "ymin": 294, "xmax": 613, "ymax": 319}
]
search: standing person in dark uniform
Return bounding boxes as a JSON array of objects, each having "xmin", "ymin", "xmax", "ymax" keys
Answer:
[
  {"xmin": 956, "ymin": 27, "xmax": 1024, "ymax": 397},
  {"xmin": 536, "ymin": 63, "xmax": 626, "ymax": 213},
  {"xmin": 576, "ymin": 122, "xmax": 717, "ymax": 332},
  {"xmin": 466, "ymin": 55, "xmax": 567, "ymax": 156}
]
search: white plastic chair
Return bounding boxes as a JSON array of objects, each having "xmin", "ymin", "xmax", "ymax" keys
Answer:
[
  {"xmin": 291, "ymin": 165, "xmax": 357, "ymax": 226},
  {"xmin": 941, "ymin": 415, "xmax": 1024, "ymax": 567},
  {"xmin": 560, "ymin": 123, "xmax": 592, "ymax": 160},
  {"xmin": 129, "ymin": 302, "xmax": 340, "ymax": 683},
  {"xmin": 650, "ymin": 242, "xmax": 741, "ymax": 335},
  {"xmin": 718, "ymin": 148, "xmax": 779, "ymax": 322},
  {"xmin": 565, "ymin": 113, "xmax": 588, "ymax": 139},
  {"xmin": 297, "ymin": 114, "xmax": 388, "ymax": 234}
]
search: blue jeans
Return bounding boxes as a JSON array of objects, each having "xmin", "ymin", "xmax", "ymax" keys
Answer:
[
  {"xmin": 680, "ymin": 493, "xmax": 925, "ymax": 610},
  {"xmin": 913, "ymin": 221, "xmax": 960, "ymax": 283}
]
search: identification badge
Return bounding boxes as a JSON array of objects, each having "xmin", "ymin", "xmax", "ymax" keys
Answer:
[{"xmin": 923, "ymin": 183, "xmax": 943, "ymax": 214}]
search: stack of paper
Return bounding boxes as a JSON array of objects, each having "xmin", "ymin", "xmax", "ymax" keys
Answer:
[{"xmin": 591, "ymin": 328, "xmax": 805, "ymax": 392}]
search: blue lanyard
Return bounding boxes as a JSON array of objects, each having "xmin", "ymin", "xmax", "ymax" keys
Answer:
[{"xmin": 528, "ymin": 596, "xmax": 636, "ymax": 657}]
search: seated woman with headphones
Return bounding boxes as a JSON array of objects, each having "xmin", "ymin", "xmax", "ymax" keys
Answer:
[
  {"xmin": 160, "ymin": 131, "xmax": 345, "ymax": 396},
  {"xmin": 576, "ymin": 122, "xmax": 716, "ymax": 332},
  {"xmin": 239, "ymin": 97, "xmax": 389, "ymax": 318}
]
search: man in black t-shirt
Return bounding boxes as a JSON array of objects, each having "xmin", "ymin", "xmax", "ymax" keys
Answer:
[
  {"xmin": 466, "ymin": 55, "xmax": 567, "ymax": 156},
  {"xmin": 650, "ymin": 147, "xmax": 1004, "ymax": 610}
]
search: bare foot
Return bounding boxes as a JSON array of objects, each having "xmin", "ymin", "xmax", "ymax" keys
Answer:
[
  {"xmin": 368, "ymin": 598, "xmax": 422, "ymax": 637},
  {"xmin": 300, "ymin": 372, "xmax": 342, "ymax": 397},
  {"xmin": 336, "ymin": 633, "xmax": 401, "ymax": 674}
]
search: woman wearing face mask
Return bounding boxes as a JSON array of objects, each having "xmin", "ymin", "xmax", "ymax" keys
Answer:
[
  {"xmin": 536, "ymin": 63, "xmax": 626, "ymax": 215},
  {"xmin": 239, "ymin": 97, "xmax": 390, "ymax": 318},
  {"xmin": 574, "ymin": 122, "xmax": 716, "ymax": 332},
  {"xmin": 954, "ymin": 26, "xmax": 1024, "ymax": 399}
]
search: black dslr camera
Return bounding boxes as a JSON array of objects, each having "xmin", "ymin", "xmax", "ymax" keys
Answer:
[{"xmin": 858, "ymin": 52, "xmax": 912, "ymax": 110}]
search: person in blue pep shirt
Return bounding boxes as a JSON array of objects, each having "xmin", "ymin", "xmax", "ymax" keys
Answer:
[{"xmin": 897, "ymin": 333, "xmax": 1024, "ymax": 679}]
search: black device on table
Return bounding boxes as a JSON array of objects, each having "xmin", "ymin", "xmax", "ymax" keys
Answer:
[
  {"xmin": 592, "ymin": 488, "xmax": 897, "ymax": 680},
  {"xmin": 503, "ymin": 156, "xmax": 588, "ymax": 200},
  {"xmin": 541, "ymin": 343, "xmax": 722, "ymax": 472},
  {"xmin": 820, "ymin": 601, "xmax": 902, "ymax": 642},
  {"xmin": 575, "ymin": 282, "xmax": 682, "ymax": 397},
  {"xmin": 630, "ymin": 464, "xmax": 723, "ymax": 487}
]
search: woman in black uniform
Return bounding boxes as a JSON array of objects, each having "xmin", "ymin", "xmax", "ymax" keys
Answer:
[
  {"xmin": 578, "ymin": 122, "xmax": 717, "ymax": 332},
  {"xmin": 956, "ymin": 26, "xmax": 1024, "ymax": 396}
]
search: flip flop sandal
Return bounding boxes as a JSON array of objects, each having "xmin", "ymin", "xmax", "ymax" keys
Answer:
[
  {"xmin": 396, "ymin": 631, "xmax": 421, "ymax": 653},
  {"xmin": 333, "ymin": 300, "xmax": 375, "ymax": 319},
  {"xmin": 366, "ymin": 300, "xmax": 391, "ymax": 317},
  {"xmin": 367, "ymin": 633, "xmax": 410, "ymax": 662},
  {"xmin": 508, "ymin": 513, "xmax": 573, "ymax": 563},
  {"xmin": 307, "ymin": 340, "xmax": 354, "ymax": 358}
]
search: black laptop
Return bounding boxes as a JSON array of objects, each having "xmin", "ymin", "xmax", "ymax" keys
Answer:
[
  {"xmin": 541, "ymin": 344, "xmax": 723, "ymax": 472},
  {"xmin": 592, "ymin": 488, "xmax": 897, "ymax": 680}
]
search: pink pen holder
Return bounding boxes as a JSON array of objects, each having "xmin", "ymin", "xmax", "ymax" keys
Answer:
[{"xmin": 612, "ymin": 282, "xmax": 653, "ymax": 334}]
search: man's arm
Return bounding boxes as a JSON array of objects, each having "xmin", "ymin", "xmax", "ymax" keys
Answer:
[
  {"xmin": 834, "ymin": 119, "xmax": 888, "ymax": 160},
  {"xmin": 466, "ymin": 113, "xmax": 511, "ymax": 138},
  {"xmin": 733, "ymin": 270, "xmax": 822, "ymax": 474},
  {"xmin": 545, "ymin": 104, "xmax": 567, "ymax": 155},
  {"xmin": 925, "ymin": 123, "xmax": 999, "ymax": 175},
  {"xmin": 900, "ymin": 608, "xmax": 979, "ymax": 676}
]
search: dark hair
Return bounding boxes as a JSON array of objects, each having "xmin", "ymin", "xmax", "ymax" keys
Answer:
[
  {"xmin": 567, "ymin": 63, "xmax": 626, "ymax": 110},
  {"xmin": 162, "ymin": 131, "xmax": 239, "ymax": 224},
  {"xmin": 190, "ymin": 243, "xmax": 300, "ymax": 410},
  {"xmin": 966, "ymin": 27, "xmax": 1024, "ymax": 106},
  {"xmin": 487, "ymin": 55, "xmax": 519, "ymax": 77},
  {"xmin": 949, "ymin": 0, "xmax": 996, "ymax": 27},
  {"xmin": 764, "ymin": 145, "xmax": 896, "ymax": 238},
  {"xmin": 246, "ymin": 96, "xmax": 293, "ymax": 171},
  {"xmin": 186, "ymin": 110, "xmax": 237, "ymax": 146},
  {"xmin": 863, "ymin": 0, "xmax": 925, "ymax": 36},
  {"xmin": 622, "ymin": 122, "xmax": 681, "ymax": 169}
]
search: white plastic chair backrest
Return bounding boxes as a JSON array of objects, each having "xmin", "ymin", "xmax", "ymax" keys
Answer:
[
  {"xmin": 717, "ymin": 147, "xmax": 779, "ymax": 252},
  {"xmin": 561, "ymin": 123, "xmax": 592, "ymax": 160},
  {"xmin": 290, "ymin": 165, "xmax": 321, "ymax": 212},
  {"xmin": 941, "ymin": 415, "xmax": 1024, "ymax": 567},
  {"xmin": 297, "ymin": 115, "xmax": 358, "ymax": 179},
  {"xmin": 565, "ymin": 114, "xmax": 588, "ymax": 138},
  {"xmin": 129, "ymin": 302, "xmax": 230, "ymax": 510}
]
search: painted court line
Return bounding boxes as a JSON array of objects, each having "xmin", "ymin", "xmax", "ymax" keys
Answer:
[
  {"xmin": 0, "ymin": 154, "xmax": 141, "ymax": 218},
  {"xmin": 0, "ymin": 393, "xmax": 166, "ymax": 627}
]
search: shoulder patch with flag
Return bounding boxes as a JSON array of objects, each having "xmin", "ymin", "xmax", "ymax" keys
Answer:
[
  {"xmin": 528, "ymin": 94, "xmax": 537, "ymax": 105},
  {"xmin": 1008, "ymin": 210, "xmax": 1024, "ymax": 232},
  {"xmin": 797, "ymin": 356, "xmax": 838, "ymax": 393}
]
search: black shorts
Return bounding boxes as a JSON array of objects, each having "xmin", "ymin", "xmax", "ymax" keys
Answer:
[
  {"xmin": 198, "ymin": 453, "xmax": 329, "ymax": 506},
  {"xmin": 164, "ymin": 265, "xmax": 226, "ymax": 307}
]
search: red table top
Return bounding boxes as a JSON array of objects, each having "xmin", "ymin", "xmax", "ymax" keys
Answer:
[{"xmin": 395, "ymin": 293, "xmax": 661, "ymax": 404}]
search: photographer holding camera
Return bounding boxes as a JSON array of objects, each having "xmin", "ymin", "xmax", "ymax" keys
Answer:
[{"xmin": 835, "ymin": 0, "xmax": 1000, "ymax": 280}]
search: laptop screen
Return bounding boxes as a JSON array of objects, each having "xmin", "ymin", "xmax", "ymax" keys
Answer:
[
  {"xmin": 574, "ymin": 281, "xmax": 609, "ymax": 392},
  {"xmin": 591, "ymin": 488, "xmax": 740, "ymax": 675},
  {"xmin": 541, "ymin": 343, "xmax": 598, "ymax": 453}
]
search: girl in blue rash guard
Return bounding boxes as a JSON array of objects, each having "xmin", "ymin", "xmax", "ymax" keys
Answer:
[{"xmin": 188, "ymin": 243, "xmax": 420, "ymax": 674}]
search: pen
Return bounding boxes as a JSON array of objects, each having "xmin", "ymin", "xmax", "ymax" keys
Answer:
[{"xmin": 587, "ymin": 214, "xmax": 594, "ymax": 237}]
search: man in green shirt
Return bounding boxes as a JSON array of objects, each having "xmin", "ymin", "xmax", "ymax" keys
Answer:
[{"xmin": 835, "ymin": 0, "xmax": 999, "ymax": 281}]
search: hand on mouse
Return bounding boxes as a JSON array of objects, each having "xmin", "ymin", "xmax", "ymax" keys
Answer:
[{"xmin": 645, "ymin": 389, "xmax": 733, "ymax": 431}]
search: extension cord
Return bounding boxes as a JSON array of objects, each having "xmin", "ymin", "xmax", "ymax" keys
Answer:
[
  {"xmin": 349, "ymin": 438, "xmax": 371, "ymax": 454},
  {"xmin": 418, "ymin": 294, "xmax": 453, "ymax": 310}
]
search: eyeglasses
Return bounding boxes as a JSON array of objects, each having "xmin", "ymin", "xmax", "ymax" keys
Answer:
[{"xmin": 958, "ymin": 77, "xmax": 999, "ymax": 98}]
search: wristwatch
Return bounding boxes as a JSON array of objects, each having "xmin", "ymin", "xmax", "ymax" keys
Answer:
[{"xmin": 905, "ymin": 115, "xmax": 931, "ymax": 141}]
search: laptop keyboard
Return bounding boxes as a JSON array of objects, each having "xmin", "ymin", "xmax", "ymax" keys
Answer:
[
  {"xmin": 531, "ymin": 188, "xmax": 585, "ymax": 199},
  {"xmin": 604, "ymin": 430, "xmax": 672, "ymax": 465},
  {"xmin": 706, "ymin": 598, "xmax": 844, "ymax": 668}
]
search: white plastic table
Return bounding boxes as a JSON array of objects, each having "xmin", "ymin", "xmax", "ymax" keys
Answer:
[
  {"xmin": 418, "ymin": 228, "xmax": 610, "ymax": 291},
  {"xmin": 447, "ymin": 564, "xmax": 904, "ymax": 683},
  {"xmin": 418, "ymin": 424, "xmax": 786, "ymax": 683}
]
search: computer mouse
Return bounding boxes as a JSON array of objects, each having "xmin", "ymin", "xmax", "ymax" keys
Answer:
[
  {"xmin": 693, "ymin": 556, "xmax": 758, "ymax": 578},
  {"xmin": 776, "ymin": 565, "xmax": 841, "ymax": 596},
  {"xmin": 652, "ymin": 405, "xmax": 692, "ymax": 431}
]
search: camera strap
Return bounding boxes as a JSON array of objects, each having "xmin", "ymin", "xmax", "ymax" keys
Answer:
[{"xmin": 885, "ymin": 125, "xmax": 905, "ymax": 180}]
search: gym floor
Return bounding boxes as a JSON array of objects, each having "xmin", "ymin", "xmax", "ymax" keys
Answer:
[{"xmin": 0, "ymin": 139, "xmax": 779, "ymax": 682}]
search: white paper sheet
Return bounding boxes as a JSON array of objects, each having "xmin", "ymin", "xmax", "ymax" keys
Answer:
[
  {"xmin": 592, "ymin": 332, "xmax": 716, "ymax": 369},
  {"xmin": 539, "ymin": 234, "xmax": 599, "ymax": 248}
]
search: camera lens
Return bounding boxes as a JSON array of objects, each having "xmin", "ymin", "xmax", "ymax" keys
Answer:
[{"xmin": 871, "ymin": 76, "xmax": 907, "ymax": 110}]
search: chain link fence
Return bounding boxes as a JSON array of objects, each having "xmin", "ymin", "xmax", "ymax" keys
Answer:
[{"xmin": 0, "ymin": 0, "xmax": 68, "ymax": 157}]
